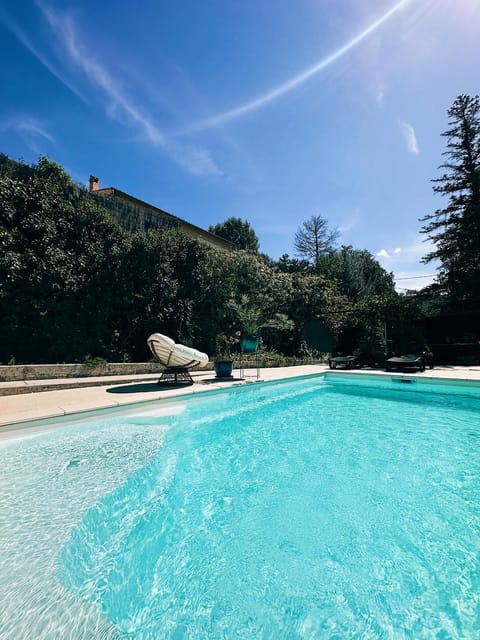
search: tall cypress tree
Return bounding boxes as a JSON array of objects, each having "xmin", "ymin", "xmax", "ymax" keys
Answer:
[{"xmin": 420, "ymin": 94, "xmax": 480, "ymax": 306}]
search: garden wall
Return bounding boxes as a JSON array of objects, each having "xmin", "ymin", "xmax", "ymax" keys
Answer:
[{"xmin": 0, "ymin": 362, "xmax": 162, "ymax": 382}]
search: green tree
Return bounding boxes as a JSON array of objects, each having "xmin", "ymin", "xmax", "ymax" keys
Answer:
[
  {"xmin": 315, "ymin": 246, "xmax": 395, "ymax": 300},
  {"xmin": 208, "ymin": 217, "xmax": 259, "ymax": 251},
  {"xmin": 275, "ymin": 254, "xmax": 313, "ymax": 274},
  {"xmin": 0, "ymin": 156, "xmax": 127, "ymax": 362},
  {"xmin": 294, "ymin": 214, "xmax": 339, "ymax": 263},
  {"xmin": 420, "ymin": 94, "xmax": 480, "ymax": 306},
  {"xmin": 0, "ymin": 154, "xmax": 408, "ymax": 364}
]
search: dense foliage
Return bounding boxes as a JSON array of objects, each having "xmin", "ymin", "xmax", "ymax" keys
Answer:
[
  {"xmin": 1, "ymin": 155, "xmax": 401, "ymax": 364},
  {"xmin": 208, "ymin": 216, "xmax": 259, "ymax": 252},
  {"xmin": 420, "ymin": 94, "xmax": 480, "ymax": 309}
]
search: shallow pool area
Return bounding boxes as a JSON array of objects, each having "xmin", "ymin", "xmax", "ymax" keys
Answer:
[{"xmin": 1, "ymin": 374, "xmax": 479, "ymax": 639}]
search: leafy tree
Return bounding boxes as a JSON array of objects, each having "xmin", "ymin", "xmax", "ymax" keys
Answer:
[
  {"xmin": 315, "ymin": 246, "xmax": 395, "ymax": 300},
  {"xmin": 208, "ymin": 217, "xmax": 259, "ymax": 251},
  {"xmin": 275, "ymin": 253, "xmax": 313, "ymax": 274},
  {"xmin": 420, "ymin": 94, "xmax": 480, "ymax": 307},
  {"xmin": 110, "ymin": 229, "xmax": 183, "ymax": 360},
  {"xmin": 0, "ymin": 154, "xmax": 405, "ymax": 364},
  {"xmin": 294, "ymin": 214, "xmax": 339, "ymax": 263},
  {"xmin": 0, "ymin": 156, "xmax": 128, "ymax": 362}
]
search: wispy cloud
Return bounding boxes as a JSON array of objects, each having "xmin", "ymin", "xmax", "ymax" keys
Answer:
[
  {"xmin": 374, "ymin": 77, "xmax": 393, "ymax": 107},
  {"xmin": 6, "ymin": 1, "xmax": 221, "ymax": 177},
  {"xmin": 0, "ymin": 115, "xmax": 55, "ymax": 153},
  {"xmin": 338, "ymin": 209, "xmax": 360, "ymax": 234},
  {"xmin": 166, "ymin": 143, "xmax": 222, "ymax": 177},
  {"xmin": 399, "ymin": 120, "xmax": 420, "ymax": 154},
  {"xmin": 0, "ymin": 9, "xmax": 88, "ymax": 104},
  {"xmin": 376, "ymin": 88, "xmax": 386, "ymax": 106},
  {"xmin": 181, "ymin": 0, "xmax": 412, "ymax": 133},
  {"xmin": 39, "ymin": 3, "xmax": 166, "ymax": 142},
  {"xmin": 377, "ymin": 248, "xmax": 390, "ymax": 258},
  {"xmin": 0, "ymin": 116, "xmax": 54, "ymax": 142}
]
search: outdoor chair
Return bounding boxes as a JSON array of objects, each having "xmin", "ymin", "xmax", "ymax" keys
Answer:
[
  {"xmin": 328, "ymin": 351, "xmax": 360, "ymax": 369},
  {"xmin": 385, "ymin": 353, "xmax": 427, "ymax": 372},
  {"xmin": 147, "ymin": 333, "xmax": 209, "ymax": 385}
]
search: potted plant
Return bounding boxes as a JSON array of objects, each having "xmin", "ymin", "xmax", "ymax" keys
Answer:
[{"xmin": 213, "ymin": 333, "xmax": 239, "ymax": 378}]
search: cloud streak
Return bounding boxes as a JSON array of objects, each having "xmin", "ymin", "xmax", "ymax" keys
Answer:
[
  {"xmin": 400, "ymin": 120, "xmax": 420, "ymax": 154},
  {"xmin": 0, "ymin": 115, "xmax": 56, "ymax": 153},
  {"xmin": 39, "ymin": 2, "xmax": 167, "ymax": 145},
  {"xmin": 6, "ymin": 1, "xmax": 221, "ymax": 176},
  {"xmin": 182, "ymin": 0, "xmax": 413, "ymax": 133},
  {"xmin": 0, "ymin": 8, "xmax": 88, "ymax": 104},
  {"xmin": 0, "ymin": 116, "xmax": 55, "ymax": 143}
]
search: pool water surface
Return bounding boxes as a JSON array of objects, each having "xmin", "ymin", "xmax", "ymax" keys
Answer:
[{"xmin": 1, "ymin": 375, "xmax": 479, "ymax": 639}]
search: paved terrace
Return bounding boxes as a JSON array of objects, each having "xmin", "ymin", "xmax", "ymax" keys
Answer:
[{"xmin": 1, "ymin": 364, "xmax": 480, "ymax": 435}]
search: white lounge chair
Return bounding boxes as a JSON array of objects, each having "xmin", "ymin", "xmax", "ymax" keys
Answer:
[{"xmin": 147, "ymin": 333, "xmax": 209, "ymax": 384}]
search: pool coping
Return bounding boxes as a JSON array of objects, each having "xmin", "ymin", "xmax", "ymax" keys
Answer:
[
  {"xmin": 1, "ymin": 364, "xmax": 480, "ymax": 437},
  {"xmin": 325, "ymin": 368, "xmax": 480, "ymax": 387},
  {"xmin": 0, "ymin": 366, "xmax": 323, "ymax": 432}
]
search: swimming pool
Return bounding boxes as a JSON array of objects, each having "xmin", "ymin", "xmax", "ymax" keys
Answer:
[{"xmin": 1, "ymin": 374, "xmax": 479, "ymax": 639}]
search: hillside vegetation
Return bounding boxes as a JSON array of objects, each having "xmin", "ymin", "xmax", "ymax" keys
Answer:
[{"xmin": 1, "ymin": 155, "xmax": 406, "ymax": 364}]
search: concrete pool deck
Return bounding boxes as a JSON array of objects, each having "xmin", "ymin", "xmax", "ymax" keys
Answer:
[{"xmin": 1, "ymin": 363, "xmax": 480, "ymax": 432}]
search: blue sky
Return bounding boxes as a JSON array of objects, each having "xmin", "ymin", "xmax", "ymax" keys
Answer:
[{"xmin": 1, "ymin": 0, "xmax": 479, "ymax": 290}]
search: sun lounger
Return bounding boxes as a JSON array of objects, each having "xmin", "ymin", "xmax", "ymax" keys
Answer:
[
  {"xmin": 328, "ymin": 354, "xmax": 359, "ymax": 369},
  {"xmin": 385, "ymin": 353, "xmax": 426, "ymax": 372}
]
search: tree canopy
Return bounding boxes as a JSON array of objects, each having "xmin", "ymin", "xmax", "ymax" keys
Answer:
[
  {"xmin": 0, "ymin": 155, "xmax": 404, "ymax": 364},
  {"xmin": 315, "ymin": 246, "xmax": 395, "ymax": 301},
  {"xmin": 420, "ymin": 94, "xmax": 480, "ymax": 308},
  {"xmin": 208, "ymin": 217, "xmax": 260, "ymax": 251}
]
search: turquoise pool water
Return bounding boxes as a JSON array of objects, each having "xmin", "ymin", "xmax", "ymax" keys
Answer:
[{"xmin": 1, "ymin": 375, "xmax": 479, "ymax": 639}]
